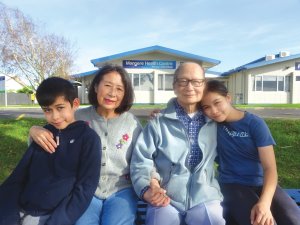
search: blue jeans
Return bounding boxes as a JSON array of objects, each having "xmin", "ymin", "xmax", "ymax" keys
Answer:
[{"xmin": 75, "ymin": 187, "xmax": 138, "ymax": 225}]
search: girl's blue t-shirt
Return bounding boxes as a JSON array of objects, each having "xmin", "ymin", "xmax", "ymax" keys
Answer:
[{"xmin": 217, "ymin": 112, "xmax": 276, "ymax": 186}]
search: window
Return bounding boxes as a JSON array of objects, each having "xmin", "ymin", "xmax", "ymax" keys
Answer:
[
  {"xmin": 158, "ymin": 74, "xmax": 163, "ymax": 90},
  {"xmin": 252, "ymin": 75, "xmax": 289, "ymax": 92},
  {"xmin": 129, "ymin": 73, "xmax": 154, "ymax": 91},
  {"xmin": 140, "ymin": 73, "xmax": 154, "ymax": 90},
  {"xmin": 263, "ymin": 76, "xmax": 277, "ymax": 91},
  {"xmin": 278, "ymin": 76, "xmax": 284, "ymax": 91},
  {"xmin": 296, "ymin": 76, "xmax": 300, "ymax": 81},
  {"xmin": 252, "ymin": 76, "xmax": 262, "ymax": 91},
  {"xmin": 158, "ymin": 74, "xmax": 174, "ymax": 91}
]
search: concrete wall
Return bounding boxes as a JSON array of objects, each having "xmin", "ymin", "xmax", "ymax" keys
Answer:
[{"xmin": 0, "ymin": 93, "xmax": 31, "ymax": 105}]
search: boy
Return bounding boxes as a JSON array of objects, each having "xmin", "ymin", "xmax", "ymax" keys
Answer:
[{"xmin": 0, "ymin": 77, "xmax": 101, "ymax": 225}]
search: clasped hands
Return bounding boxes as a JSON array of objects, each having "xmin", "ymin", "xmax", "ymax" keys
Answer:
[{"xmin": 143, "ymin": 179, "xmax": 171, "ymax": 207}]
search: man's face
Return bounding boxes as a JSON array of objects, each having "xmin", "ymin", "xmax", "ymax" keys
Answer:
[{"xmin": 174, "ymin": 63, "xmax": 205, "ymax": 109}]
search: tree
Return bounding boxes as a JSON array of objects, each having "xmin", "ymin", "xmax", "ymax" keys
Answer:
[
  {"xmin": 17, "ymin": 86, "xmax": 33, "ymax": 94},
  {"xmin": 0, "ymin": 2, "xmax": 76, "ymax": 91}
]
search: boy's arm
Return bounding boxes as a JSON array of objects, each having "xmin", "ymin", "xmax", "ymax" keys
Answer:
[{"xmin": 45, "ymin": 130, "xmax": 101, "ymax": 225}]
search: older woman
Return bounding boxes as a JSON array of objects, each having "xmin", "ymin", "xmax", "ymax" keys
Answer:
[
  {"xmin": 29, "ymin": 64, "xmax": 142, "ymax": 225},
  {"xmin": 130, "ymin": 62, "xmax": 225, "ymax": 225}
]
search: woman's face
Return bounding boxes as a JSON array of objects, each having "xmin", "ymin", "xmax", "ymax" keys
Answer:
[
  {"xmin": 95, "ymin": 71, "xmax": 125, "ymax": 113},
  {"xmin": 201, "ymin": 92, "xmax": 232, "ymax": 122},
  {"xmin": 174, "ymin": 64, "xmax": 205, "ymax": 110}
]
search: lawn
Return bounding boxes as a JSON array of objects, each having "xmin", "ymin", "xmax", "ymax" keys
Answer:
[{"xmin": 0, "ymin": 117, "xmax": 299, "ymax": 188}]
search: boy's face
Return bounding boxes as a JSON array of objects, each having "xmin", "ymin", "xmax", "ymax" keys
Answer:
[{"xmin": 41, "ymin": 96, "xmax": 79, "ymax": 130}]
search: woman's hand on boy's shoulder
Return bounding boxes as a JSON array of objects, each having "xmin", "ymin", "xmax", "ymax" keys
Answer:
[{"xmin": 29, "ymin": 126, "xmax": 57, "ymax": 153}]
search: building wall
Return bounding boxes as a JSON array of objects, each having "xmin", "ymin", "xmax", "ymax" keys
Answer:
[
  {"xmin": 0, "ymin": 75, "xmax": 24, "ymax": 92},
  {"xmin": 227, "ymin": 72, "xmax": 247, "ymax": 104},
  {"xmin": 291, "ymin": 70, "xmax": 300, "ymax": 103},
  {"xmin": 227, "ymin": 60, "xmax": 300, "ymax": 104},
  {"xmin": 79, "ymin": 52, "xmax": 218, "ymax": 104}
]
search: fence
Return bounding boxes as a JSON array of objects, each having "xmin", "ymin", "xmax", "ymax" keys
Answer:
[{"xmin": 0, "ymin": 93, "xmax": 31, "ymax": 105}]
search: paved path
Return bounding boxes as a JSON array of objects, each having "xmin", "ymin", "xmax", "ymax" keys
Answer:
[
  {"xmin": 132, "ymin": 108, "xmax": 300, "ymax": 120},
  {"xmin": 0, "ymin": 107, "xmax": 300, "ymax": 120}
]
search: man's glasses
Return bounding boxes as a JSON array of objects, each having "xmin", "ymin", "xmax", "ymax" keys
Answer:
[{"xmin": 175, "ymin": 78, "xmax": 205, "ymax": 87}]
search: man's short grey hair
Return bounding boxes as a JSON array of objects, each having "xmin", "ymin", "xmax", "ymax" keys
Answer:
[{"xmin": 173, "ymin": 62, "xmax": 205, "ymax": 84}]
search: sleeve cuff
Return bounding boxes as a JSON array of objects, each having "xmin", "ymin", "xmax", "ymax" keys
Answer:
[{"xmin": 140, "ymin": 185, "xmax": 150, "ymax": 200}]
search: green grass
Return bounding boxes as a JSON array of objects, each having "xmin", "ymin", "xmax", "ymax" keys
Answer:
[
  {"xmin": 0, "ymin": 118, "xmax": 299, "ymax": 188},
  {"xmin": 265, "ymin": 119, "xmax": 300, "ymax": 188},
  {"xmin": 0, "ymin": 118, "xmax": 46, "ymax": 182}
]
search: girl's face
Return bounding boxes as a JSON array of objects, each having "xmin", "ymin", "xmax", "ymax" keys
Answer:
[
  {"xmin": 95, "ymin": 71, "xmax": 125, "ymax": 113},
  {"xmin": 201, "ymin": 92, "xmax": 232, "ymax": 122}
]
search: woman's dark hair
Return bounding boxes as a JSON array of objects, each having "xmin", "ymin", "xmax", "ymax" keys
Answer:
[
  {"xmin": 204, "ymin": 79, "xmax": 228, "ymax": 97},
  {"xmin": 36, "ymin": 77, "xmax": 77, "ymax": 107},
  {"xmin": 88, "ymin": 64, "xmax": 134, "ymax": 114}
]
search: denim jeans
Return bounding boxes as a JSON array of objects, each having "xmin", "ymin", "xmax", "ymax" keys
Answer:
[{"xmin": 75, "ymin": 187, "xmax": 138, "ymax": 225}]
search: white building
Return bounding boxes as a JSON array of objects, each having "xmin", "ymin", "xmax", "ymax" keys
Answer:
[
  {"xmin": 222, "ymin": 51, "xmax": 300, "ymax": 104},
  {"xmin": 73, "ymin": 45, "xmax": 221, "ymax": 104},
  {"xmin": 73, "ymin": 46, "xmax": 300, "ymax": 105},
  {"xmin": 0, "ymin": 75, "xmax": 23, "ymax": 93}
]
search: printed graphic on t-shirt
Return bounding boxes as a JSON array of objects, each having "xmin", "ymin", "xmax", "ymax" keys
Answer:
[{"xmin": 222, "ymin": 125, "xmax": 249, "ymax": 138}]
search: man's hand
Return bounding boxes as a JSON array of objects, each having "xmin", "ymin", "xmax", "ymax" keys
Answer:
[{"xmin": 143, "ymin": 179, "xmax": 170, "ymax": 207}]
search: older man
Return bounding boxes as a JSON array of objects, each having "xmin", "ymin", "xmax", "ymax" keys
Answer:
[{"xmin": 130, "ymin": 62, "xmax": 225, "ymax": 225}]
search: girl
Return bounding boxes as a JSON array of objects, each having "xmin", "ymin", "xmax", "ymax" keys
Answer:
[{"xmin": 201, "ymin": 79, "xmax": 300, "ymax": 225}]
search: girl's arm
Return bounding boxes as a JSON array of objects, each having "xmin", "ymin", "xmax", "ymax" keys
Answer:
[
  {"xmin": 29, "ymin": 126, "xmax": 57, "ymax": 153},
  {"xmin": 250, "ymin": 145, "xmax": 277, "ymax": 225}
]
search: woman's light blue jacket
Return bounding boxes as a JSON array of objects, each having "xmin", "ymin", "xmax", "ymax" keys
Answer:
[{"xmin": 130, "ymin": 98, "xmax": 223, "ymax": 212}]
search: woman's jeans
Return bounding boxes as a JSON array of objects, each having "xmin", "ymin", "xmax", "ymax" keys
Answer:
[{"xmin": 75, "ymin": 187, "xmax": 138, "ymax": 225}]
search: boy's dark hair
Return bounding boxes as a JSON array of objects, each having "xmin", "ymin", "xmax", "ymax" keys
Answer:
[
  {"xmin": 36, "ymin": 77, "xmax": 77, "ymax": 107},
  {"xmin": 204, "ymin": 79, "xmax": 228, "ymax": 97},
  {"xmin": 88, "ymin": 64, "xmax": 134, "ymax": 114}
]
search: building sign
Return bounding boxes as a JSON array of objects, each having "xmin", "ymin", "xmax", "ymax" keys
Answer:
[
  {"xmin": 296, "ymin": 62, "xmax": 300, "ymax": 70},
  {"xmin": 0, "ymin": 76, "xmax": 5, "ymax": 93},
  {"xmin": 123, "ymin": 60, "xmax": 176, "ymax": 69}
]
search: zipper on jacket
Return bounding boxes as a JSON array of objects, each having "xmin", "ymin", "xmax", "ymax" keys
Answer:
[
  {"xmin": 186, "ymin": 171, "xmax": 196, "ymax": 211},
  {"xmin": 56, "ymin": 130, "xmax": 61, "ymax": 148},
  {"xmin": 184, "ymin": 122, "xmax": 209, "ymax": 210},
  {"xmin": 178, "ymin": 121, "xmax": 193, "ymax": 211},
  {"xmin": 162, "ymin": 163, "xmax": 176, "ymax": 189}
]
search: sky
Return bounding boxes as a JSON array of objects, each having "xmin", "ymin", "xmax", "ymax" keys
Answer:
[{"xmin": 2, "ymin": 0, "xmax": 300, "ymax": 74}]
